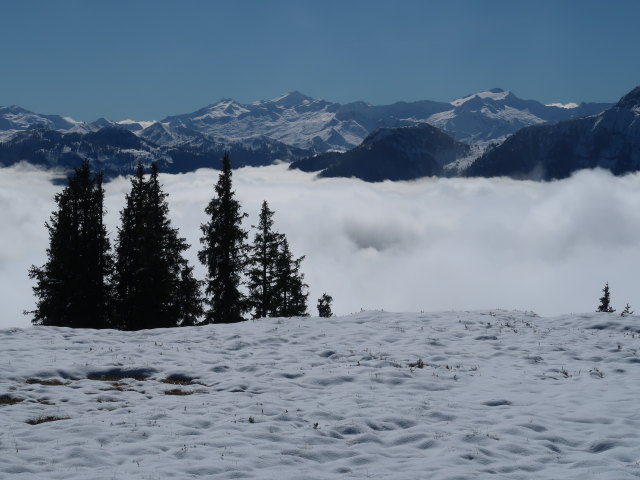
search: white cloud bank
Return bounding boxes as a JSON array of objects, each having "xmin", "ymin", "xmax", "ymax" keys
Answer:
[{"xmin": 3, "ymin": 162, "xmax": 640, "ymax": 329}]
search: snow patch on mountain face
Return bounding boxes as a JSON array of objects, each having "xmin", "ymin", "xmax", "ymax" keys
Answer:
[
  {"xmin": 62, "ymin": 116, "xmax": 83, "ymax": 125},
  {"xmin": 117, "ymin": 119, "xmax": 155, "ymax": 129},
  {"xmin": 482, "ymin": 105, "xmax": 545, "ymax": 124},
  {"xmin": 547, "ymin": 102, "xmax": 580, "ymax": 109}
]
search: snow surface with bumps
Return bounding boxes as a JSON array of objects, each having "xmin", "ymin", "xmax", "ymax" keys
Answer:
[{"xmin": 1, "ymin": 310, "xmax": 640, "ymax": 479}]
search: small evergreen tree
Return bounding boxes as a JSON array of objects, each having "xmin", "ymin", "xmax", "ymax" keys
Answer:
[
  {"xmin": 246, "ymin": 201, "xmax": 282, "ymax": 319},
  {"xmin": 28, "ymin": 160, "xmax": 113, "ymax": 328},
  {"xmin": 114, "ymin": 163, "xmax": 202, "ymax": 330},
  {"xmin": 596, "ymin": 282, "xmax": 615, "ymax": 313},
  {"xmin": 317, "ymin": 293, "xmax": 333, "ymax": 318},
  {"xmin": 272, "ymin": 237, "xmax": 308, "ymax": 317},
  {"xmin": 621, "ymin": 303, "xmax": 634, "ymax": 317},
  {"xmin": 199, "ymin": 153, "xmax": 248, "ymax": 323}
]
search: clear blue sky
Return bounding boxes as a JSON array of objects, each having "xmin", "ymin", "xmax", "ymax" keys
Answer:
[{"xmin": 1, "ymin": 0, "xmax": 638, "ymax": 121}]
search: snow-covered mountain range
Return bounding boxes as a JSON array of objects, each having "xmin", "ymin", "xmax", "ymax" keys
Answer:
[
  {"xmin": 0, "ymin": 89, "xmax": 616, "ymax": 179},
  {"xmin": 154, "ymin": 89, "xmax": 611, "ymax": 151}
]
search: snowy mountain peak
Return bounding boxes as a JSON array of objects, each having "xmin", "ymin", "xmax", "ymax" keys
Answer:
[
  {"xmin": 451, "ymin": 88, "xmax": 511, "ymax": 107},
  {"xmin": 195, "ymin": 99, "xmax": 249, "ymax": 120},
  {"xmin": 1, "ymin": 105, "xmax": 30, "ymax": 114},
  {"xmin": 616, "ymin": 86, "xmax": 640, "ymax": 111},
  {"xmin": 269, "ymin": 90, "xmax": 315, "ymax": 107}
]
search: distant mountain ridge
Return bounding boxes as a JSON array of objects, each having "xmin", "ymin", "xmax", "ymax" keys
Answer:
[
  {"xmin": 0, "ymin": 89, "xmax": 611, "ymax": 150},
  {"xmin": 465, "ymin": 86, "xmax": 640, "ymax": 180},
  {"xmin": 0, "ymin": 126, "xmax": 310, "ymax": 178},
  {"xmin": 0, "ymin": 88, "xmax": 617, "ymax": 180}
]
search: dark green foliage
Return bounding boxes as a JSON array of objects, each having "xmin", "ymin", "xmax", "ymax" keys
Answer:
[
  {"xmin": 199, "ymin": 153, "xmax": 248, "ymax": 323},
  {"xmin": 317, "ymin": 293, "xmax": 333, "ymax": 318},
  {"xmin": 272, "ymin": 237, "xmax": 308, "ymax": 317},
  {"xmin": 246, "ymin": 201, "xmax": 282, "ymax": 319},
  {"xmin": 114, "ymin": 162, "xmax": 202, "ymax": 330},
  {"xmin": 596, "ymin": 282, "xmax": 615, "ymax": 313},
  {"xmin": 621, "ymin": 303, "xmax": 634, "ymax": 317},
  {"xmin": 28, "ymin": 160, "xmax": 113, "ymax": 328}
]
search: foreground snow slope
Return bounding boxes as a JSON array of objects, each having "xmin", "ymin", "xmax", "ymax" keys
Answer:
[{"xmin": 1, "ymin": 310, "xmax": 640, "ymax": 479}]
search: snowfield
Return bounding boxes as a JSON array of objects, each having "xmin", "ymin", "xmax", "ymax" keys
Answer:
[{"xmin": 1, "ymin": 310, "xmax": 640, "ymax": 479}]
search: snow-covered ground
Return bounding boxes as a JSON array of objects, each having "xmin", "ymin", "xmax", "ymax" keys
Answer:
[{"xmin": 2, "ymin": 310, "xmax": 639, "ymax": 479}]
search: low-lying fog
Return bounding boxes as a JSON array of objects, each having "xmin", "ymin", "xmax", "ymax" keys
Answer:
[{"xmin": 3, "ymin": 162, "xmax": 640, "ymax": 328}]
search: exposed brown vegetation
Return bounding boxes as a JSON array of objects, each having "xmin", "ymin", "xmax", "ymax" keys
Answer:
[
  {"xmin": 103, "ymin": 382, "xmax": 134, "ymax": 392},
  {"xmin": 160, "ymin": 377, "xmax": 198, "ymax": 386},
  {"xmin": 0, "ymin": 395, "xmax": 23, "ymax": 406},
  {"xmin": 26, "ymin": 415, "xmax": 70, "ymax": 425},
  {"xmin": 88, "ymin": 374, "xmax": 147, "ymax": 382},
  {"xmin": 26, "ymin": 378, "xmax": 69, "ymax": 386},
  {"xmin": 164, "ymin": 389, "xmax": 194, "ymax": 396}
]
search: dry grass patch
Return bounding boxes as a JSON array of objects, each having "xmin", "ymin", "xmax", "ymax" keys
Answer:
[
  {"xmin": 0, "ymin": 395, "xmax": 23, "ymax": 406},
  {"xmin": 26, "ymin": 378, "xmax": 69, "ymax": 386},
  {"xmin": 26, "ymin": 415, "xmax": 70, "ymax": 425},
  {"xmin": 88, "ymin": 374, "xmax": 147, "ymax": 382},
  {"xmin": 103, "ymin": 382, "xmax": 135, "ymax": 392},
  {"xmin": 164, "ymin": 388, "xmax": 194, "ymax": 396},
  {"xmin": 87, "ymin": 368, "xmax": 153, "ymax": 382},
  {"xmin": 160, "ymin": 376, "xmax": 199, "ymax": 386}
]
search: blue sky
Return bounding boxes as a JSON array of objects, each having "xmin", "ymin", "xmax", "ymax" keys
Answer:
[{"xmin": 2, "ymin": 0, "xmax": 639, "ymax": 121}]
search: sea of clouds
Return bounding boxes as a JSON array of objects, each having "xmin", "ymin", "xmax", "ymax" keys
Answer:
[{"xmin": 3, "ymin": 162, "xmax": 640, "ymax": 329}]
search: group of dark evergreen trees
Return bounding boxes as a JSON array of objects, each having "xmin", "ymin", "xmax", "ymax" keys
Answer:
[
  {"xmin": 197, "ymin": 154, "xmax": 310, "ymax": 324},
  {"xmin": 28, "ymin": 154, "xmax": 329, "ymax": 329},
  {"xmin": 596, "ymin": 282, "xmax": 633, "ymax": 316}
]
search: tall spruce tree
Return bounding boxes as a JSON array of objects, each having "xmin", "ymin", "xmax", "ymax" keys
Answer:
[
  {"xmin": 246, "ymin": 201, "xmax": 283, "ymax": 319},
  {"xmin": 114, "ymin": 163, "xmax": 202, "ymax": 330},
  {"xmin": 272, "ymin": 237, "xmax": 309, "ymax": 317},
  {"xmin": 199, "ymin": 153, "xmax": 248, "ymax": 323},
  {"xmin": 28, "ymin": 160, "xmax": 113, "ymax": 328}
]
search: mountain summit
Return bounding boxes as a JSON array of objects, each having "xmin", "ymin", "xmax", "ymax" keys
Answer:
[
  {"xmin": 616, "ymin": 86, "xmax": 640, "ymax": 110},
  {"xmin": 267, "ymin": 90, "xmax": 315, "ymax": 108}
]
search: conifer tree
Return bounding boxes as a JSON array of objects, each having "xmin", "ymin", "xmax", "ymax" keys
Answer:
[
  {"xmin": 621, "ymin": 303, "xmax": 634, "ymax": 317},
  {"xmin": 596, "ymin": 282, "xmax": 615, "ymax": 313},
  {"xmin": 28, "ymin": 160, "xmax": 113, "ymax": 328},
  {"xmin": 199, "ymin": 153, "xmax": 248, "ymax": 323},
  {"xmin": 246, "ymin": 200, "xmax": 282, "ymax": 319},
  {"xmin": 317, "ymin": 293, "xmax": 334, "ymax": 318},
  {"xmin": 272, "ymin": 237, "xmax": 309, "ymax": 317},
  {"xmin": 114, "ymin": 162, "xmax": 202, "ymax": 330}
]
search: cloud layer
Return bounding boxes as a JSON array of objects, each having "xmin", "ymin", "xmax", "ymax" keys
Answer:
[{"xmin": 3, "ymin": 162, "xmax": 640, "ymax": 328}]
